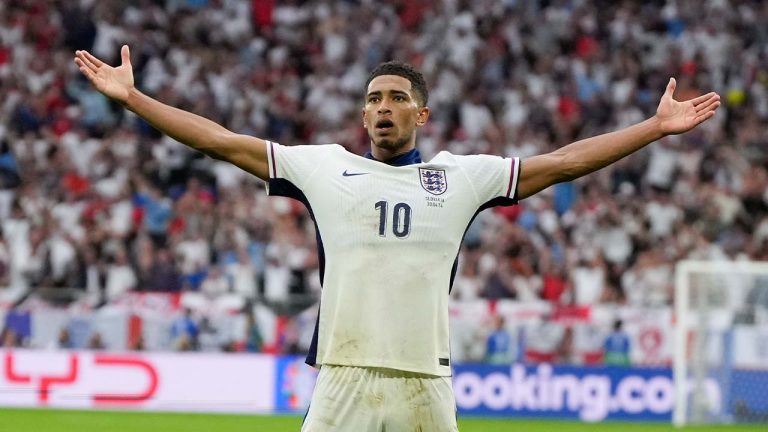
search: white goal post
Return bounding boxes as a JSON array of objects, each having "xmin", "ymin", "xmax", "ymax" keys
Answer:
[{"xmin": 674, "ymin": 259, "xmax": 768, "ymax": 427}]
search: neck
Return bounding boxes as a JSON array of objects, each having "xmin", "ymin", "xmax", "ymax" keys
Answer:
[
  {"xmin": 370, "ymin": 142, "xmax": 416, "ymax": 161},
  {"xmin": 364, "ymin": 146, "xmax": 422, "ymax": 167}
]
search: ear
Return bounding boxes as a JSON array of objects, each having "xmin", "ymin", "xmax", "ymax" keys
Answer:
[
  {"xmin": 362, "ymin": 107, "xmax": 367, "ymax": 126},
  {"xmin": 416, "ymin": 106, "xmax": 430, "ymax": 126}
]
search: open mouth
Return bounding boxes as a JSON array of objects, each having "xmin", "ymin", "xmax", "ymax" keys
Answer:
[{"xmin": 375, "ymin": 119, "xmax": 395, "ymax": 133}]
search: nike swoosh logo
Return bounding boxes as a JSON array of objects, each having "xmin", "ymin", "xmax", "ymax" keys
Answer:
[{"xmin": 342, "ymin": 170, "xmax": 369, "ymax": 177}]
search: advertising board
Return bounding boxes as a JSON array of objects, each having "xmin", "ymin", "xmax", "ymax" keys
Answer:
[{"xmin": 0, "ymin": 349, "xmax": 274, "ymax": 412}]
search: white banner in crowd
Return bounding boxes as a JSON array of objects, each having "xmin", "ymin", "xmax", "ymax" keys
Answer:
[{"xmin": 0, "ymin": 349, "xmax": 275, "ymax": 412}]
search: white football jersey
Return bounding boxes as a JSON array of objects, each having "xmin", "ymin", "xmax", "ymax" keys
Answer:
[{"xmin": 266, "ymin": 142, "xmax": 520, "ymax": 376}]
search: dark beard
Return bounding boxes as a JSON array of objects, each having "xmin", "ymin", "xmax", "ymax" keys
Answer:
[{"xmin": 370, "ymin": 131, "xmax": 413, "ymax": 153}]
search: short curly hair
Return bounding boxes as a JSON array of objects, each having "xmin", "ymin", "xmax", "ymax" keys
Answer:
[{"xmin": 365, "ymin": 61, "xmax": 429, "ymax": 107}]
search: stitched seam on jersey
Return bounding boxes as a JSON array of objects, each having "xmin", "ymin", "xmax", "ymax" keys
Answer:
[
  {"xmin": 266, "ymin": 178, "xmax": 326, "ymax": 366},
  {"xmin": 269, "ymin": 142, "xmax": 324, "ymax": 189},
  {"xmin": 456, "ymin": 157, "xmax": 482, "ymax": 207},
  {"xmin": 301, "ymin": 149, "xmax": 325, "ymax": 190}
]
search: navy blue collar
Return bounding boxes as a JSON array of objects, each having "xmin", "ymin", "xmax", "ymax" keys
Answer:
[{"xmin": 364, "ymin": 148, "xmax": 422, "ymax": 166}]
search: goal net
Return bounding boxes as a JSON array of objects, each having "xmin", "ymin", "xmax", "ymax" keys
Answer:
[{"xmin": 673, "ymin": 260, "xmax": 768, "ymax": 427}]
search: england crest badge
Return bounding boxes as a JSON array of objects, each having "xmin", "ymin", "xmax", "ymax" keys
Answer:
[{"xmin": 419, "ymin": 168, "xmax": 447, "ymax": 195}]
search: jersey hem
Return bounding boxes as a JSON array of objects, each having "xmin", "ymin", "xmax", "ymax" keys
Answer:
[{"xmin": 316, "ymin": 359, "xmax": 452, "ymax": 377}]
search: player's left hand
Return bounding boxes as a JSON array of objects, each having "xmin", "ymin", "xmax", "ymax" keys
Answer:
[{"xmin": 655, "ymin": 78, "xmax": 720, "ymax": 135}]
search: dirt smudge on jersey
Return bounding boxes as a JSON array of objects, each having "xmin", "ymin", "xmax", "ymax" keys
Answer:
[
  {"xmin": 333, "ymin": 334, "xmax": 361, "ymax": 360},
  {"xmin": 403, "ymin": 378, "xmax": 436, "ymax": 432},
  {"xmin": 364, "ymin": 390, "xmax": 385, "ymax": 409},
  {"xmin": 410, "ymin": 403, "xmax": 435, "ymax": 432}
]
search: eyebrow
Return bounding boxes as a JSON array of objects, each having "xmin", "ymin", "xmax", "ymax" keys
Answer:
[{"xmin": 366, "ymin": 90, "xmax": 410, "ymax": 98}]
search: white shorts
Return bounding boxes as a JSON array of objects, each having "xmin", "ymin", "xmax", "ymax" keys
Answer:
[{"xmin": 301, "ymin": 365, "xmax": 459, "ymax": 432}]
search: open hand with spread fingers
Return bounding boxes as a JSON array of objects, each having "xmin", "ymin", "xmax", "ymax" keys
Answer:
[
  {"xmin": 655, "ymin": 77, "xmax": 721, "ymax": 135},
  {"xmin": 74, "ymin": 45, "xmax": 134, "ymax": 105}
]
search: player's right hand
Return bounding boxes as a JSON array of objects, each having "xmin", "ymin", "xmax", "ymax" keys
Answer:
[{"xmin": 74, "ymin": 45, "xmax": 134, "ymax": 105}]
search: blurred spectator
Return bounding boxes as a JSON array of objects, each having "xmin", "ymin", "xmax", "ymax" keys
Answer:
[
  {"xmin": 603, "ymin": 320, "xmax": 631, "ymax": 366},
  {"xmin": 226, "ymin": 249, "xmax": 258, "ymax": 299},
  {"xmin": 130, "ymin": 335, "xmax": 145, "ymax": 351},
  {"xmin": 482, "ymin": 245, "xmax": 541, "ymax": 300},
  {"xmin": 0, "ymin": 327, "xmax": 18, "ymax": 347},
  {"xmin": 622, "ymin": 250, "xmax": 673, "ymax": 306},
  {"xmin": 0, "ymin": 227, "xmax": 8, "ymax": 286},
  {"xmin": 82, "ymin": 247, "xmax": 106, "ymax": 300},
  {"xmin": 279, "ymin": 317, "xmax": 302, "ymax": 355},
  {"xmin": 2, "ymin": 308, "xmax": 30, "ymax": 347},
  {"xmin": 644, "ymin": 138, "xmax": 680, "ymax": 192},
  {"xmin": 244, "ymin": 309, "xmax": 264, "ymax": 353},
  {"xmin": 645, "ymin": 192, "xmax": 683, "ymax": 240},
  {"xmin": 198, "ymin": 316, "xmax": 220, "ymax": 352},
  {"xmin": 50, "ymin": 328, "xmax": 73, "ymax": 350},
  {"xmin": 86, "ymin": 332, "xmax": 106, "ymax": 350},
  {"xmin": 594, "ymin": 210, "xmax": 633, "ymax": 267},
  {"xmin": 571, "ymin": 256, "xmax": 608, "ymax": 305},
  {"xmin": 144, "ymin": 248, "xmax": 182, "ymax": 292},
  {"xmin": 524, "ymin": 315, "xmax": 566, "ymax": 364},
  {"xmin": 171, "ymin": 308, "xmax": 199, "ymax": 351},
  {"xmin": 104, "ymin": 248, "xmax": 137, "ymax": 302},
  {"xmin": 263, "ymin": 242, "xmax": 291, "ymax": 303},
  {"xmin": 0, "ymin": 138, "xmax": 21, "ymax": 189},
  {"xmin": 135, "ymin": 183, "xmax": 173, "ymax": 247},
  {"xmin": 484, "ymin": 315, "xmax": 514, "ymax": 365},
  {"xmin": 176, "ymin": 231, "xmax": 211, "ymax": 280},
  {"xmin": 451, "ymin": 243, "xmax": 484, "ymax": 301},
  {"xmin": 200, "ymin": 265, "xmax": 229, "ymax": 298},
  {"xmin": 541, "ymin": 261, "xmax": 570, "ymax": 303}
]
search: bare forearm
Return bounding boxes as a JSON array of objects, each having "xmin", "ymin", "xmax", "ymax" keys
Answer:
[
  {"xmin": 74, "ymin": 46, "xmax": 269, "ymax": 179},
  {"xmin": 122, "ymin": 87, "xmax": 269, "ymax": 180},
  {"xmin": 517, "ymin": 80, "xmax": 719, "ymax": 200},
  {"xmin": 124, "ymin": 88, "xmax": 229, "ymax": 153},
  {"xmin": 517, "ymin": 117, "xmax": 665, "ymax": 199},
  {"xmin": 555, "ymin": 117, "xmax": 664, "ymax": 182}
]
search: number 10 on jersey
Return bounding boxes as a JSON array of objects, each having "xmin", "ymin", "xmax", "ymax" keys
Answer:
[{"xmin": 375, "ymin": 200, "xmax": 412, "ymax": 238}]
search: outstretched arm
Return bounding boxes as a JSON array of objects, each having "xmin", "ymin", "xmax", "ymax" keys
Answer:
[
  {"xmin": 74, "ymin": 45, "xmax": 269, "ymax": 181},
  {"xmin": 516, "ymin": 78, "xmax": 720, "ymax": 200}
]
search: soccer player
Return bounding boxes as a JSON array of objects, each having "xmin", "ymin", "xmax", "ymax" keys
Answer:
[{"xmin": 74, "ymin": 45, "xmax": 720, "ymax": 431}]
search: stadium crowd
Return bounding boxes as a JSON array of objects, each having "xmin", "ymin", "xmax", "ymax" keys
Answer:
[{"xmin": 1, "ymin": 0, "xmax": 767, "ymax": 360}]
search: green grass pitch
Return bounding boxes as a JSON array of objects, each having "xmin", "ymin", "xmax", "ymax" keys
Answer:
[{"xmin": 0, "ymin": 408, "xmax": 764, "ymax": 431}]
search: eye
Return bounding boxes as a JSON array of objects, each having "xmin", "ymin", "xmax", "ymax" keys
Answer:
[
  {"xmin": 394, "ymin": 95, "xmax": 405, "ymax": 102},
  {"xmin": 368, "ymin": 96, "xmax": 380, "ymax": 103}
]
